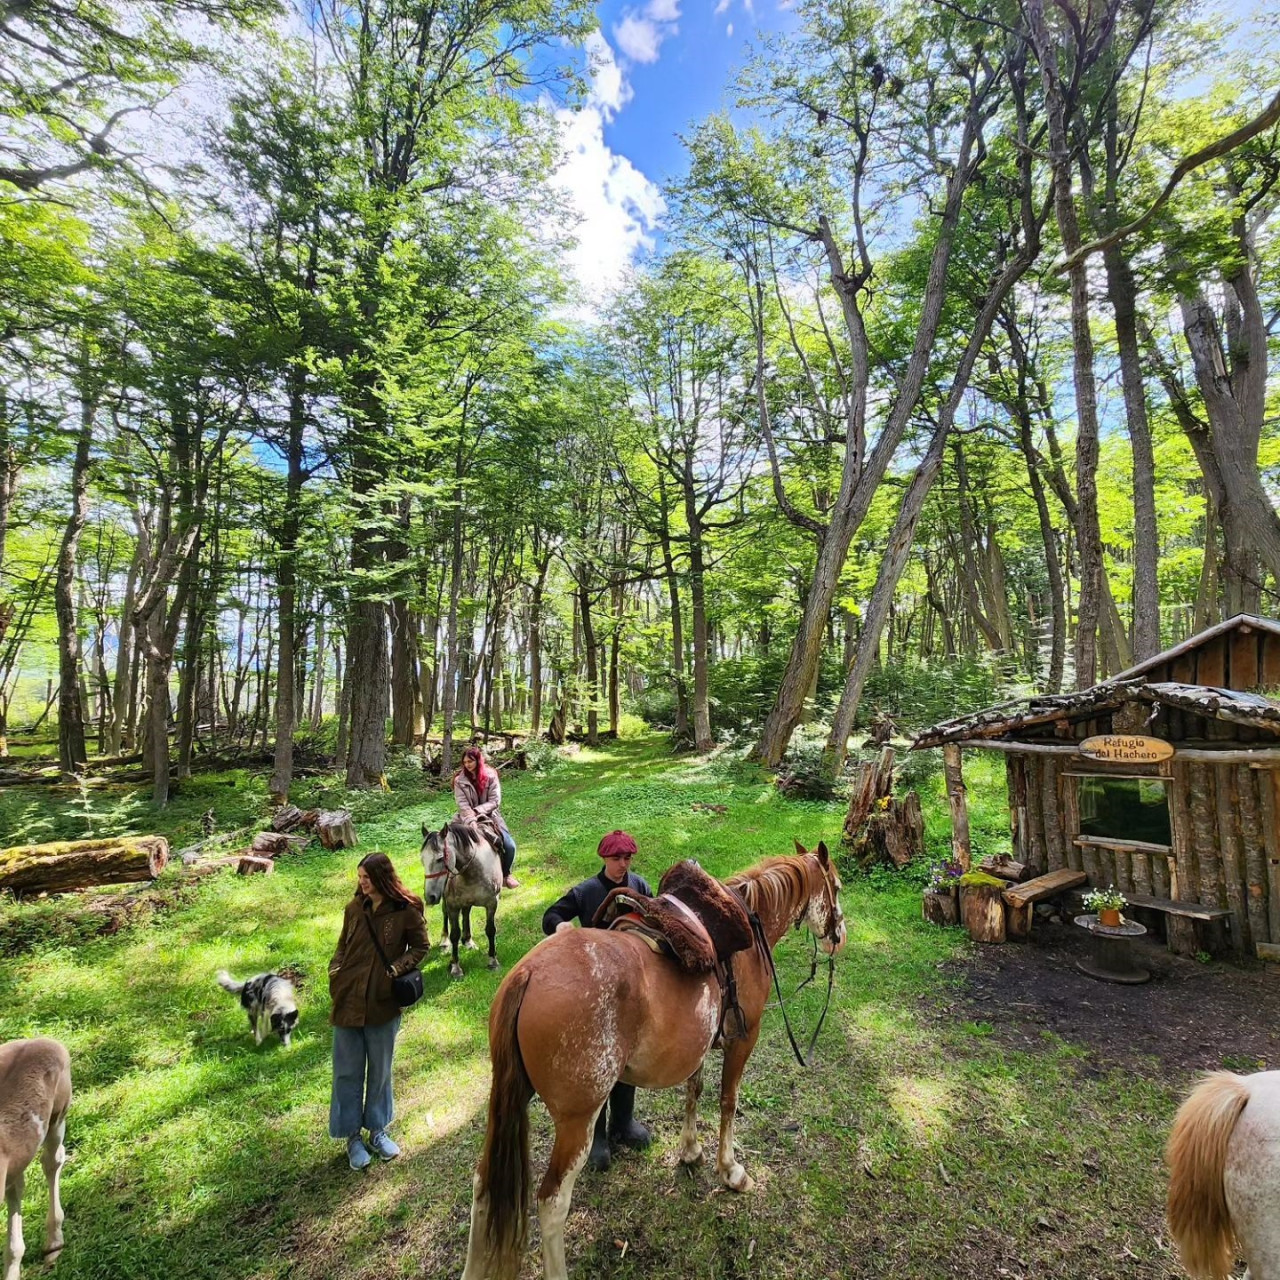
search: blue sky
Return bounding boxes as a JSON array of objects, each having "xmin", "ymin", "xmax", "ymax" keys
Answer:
[{"xmin": 551, "ymin": 0, "xmax": 798, "ymax": 303}]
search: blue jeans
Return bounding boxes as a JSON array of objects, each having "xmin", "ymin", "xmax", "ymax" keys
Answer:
[
  {"xmin": 329, "ymin": 1015, "xmax": 400, "ymax": 1139},
  {"xmin": 500, "ymin": 830, "xmax": 517, "ymax": 877}
]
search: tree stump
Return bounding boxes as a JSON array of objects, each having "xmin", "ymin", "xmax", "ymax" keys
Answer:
[
  {"xmin": 923, "ymin": 887, "xmax": 960, "ymax": 926},
  {"xmin": 236, "ymin": 855, "xmax": 274, "ymax": 876},
  {"xmin": 959, "ymin": 879, "xmax": 1006, "ymax": 943},
  {"xmin": 0, "ymin": 836, "xmax": 169, "ymax": 895},
  {"xmin": 316, "ymin": 810, "xmax": 356, "ymax": 850}
]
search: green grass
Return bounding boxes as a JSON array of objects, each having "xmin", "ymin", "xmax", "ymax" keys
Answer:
[{"xmin": 0, "ymin": 738, "xmax": 1182, "ymax": 1278}]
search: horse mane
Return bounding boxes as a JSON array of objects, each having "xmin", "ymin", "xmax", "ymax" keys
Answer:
[
  {"xmin": 445, "ymin": 818, "xmax": 478, "ymax": 844},
  {"xmin": 726, "ymin": 855, "xmax": 815, "ymax": 931}
]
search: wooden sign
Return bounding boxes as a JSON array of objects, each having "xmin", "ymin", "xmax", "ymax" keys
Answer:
[{"xmin": 1079, "ymin": 734, "xmax": 1174, "ymax": 764}]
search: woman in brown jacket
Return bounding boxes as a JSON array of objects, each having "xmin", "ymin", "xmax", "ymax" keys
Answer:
[{"xmin": 328, "ymin": 852, "xmax": 429, "ymax": 1170}]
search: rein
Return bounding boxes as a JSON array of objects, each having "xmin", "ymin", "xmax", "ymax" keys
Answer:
[{"xmin": 749, "ymin": 912, "xmax": 836, "ymax": 1067}]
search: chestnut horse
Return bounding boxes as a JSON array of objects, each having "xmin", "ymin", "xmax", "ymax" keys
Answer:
[{"xmin": 460, "ymin": 841, "xmax": 846, "ymax": 1280}]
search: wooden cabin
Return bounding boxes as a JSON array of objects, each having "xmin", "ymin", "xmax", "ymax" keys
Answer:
[{"xmin": 912, "ymin": 615, "xmax": 1280, "ymax": 959}]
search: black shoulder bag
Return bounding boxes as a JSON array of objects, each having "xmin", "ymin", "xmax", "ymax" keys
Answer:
[{"xmin": 362, "ymin": 908, "xmax": 424, "ymax": 1009}]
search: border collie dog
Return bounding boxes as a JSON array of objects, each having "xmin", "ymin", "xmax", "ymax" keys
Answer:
[{"xmin": 217, "ymin": 971, "xmax": 299, "ymax": 1046}]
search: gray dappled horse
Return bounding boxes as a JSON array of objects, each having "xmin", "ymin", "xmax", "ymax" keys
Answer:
[{"xmin": 420, "ymin": 820, "xmax": 503, "ymax": 979}]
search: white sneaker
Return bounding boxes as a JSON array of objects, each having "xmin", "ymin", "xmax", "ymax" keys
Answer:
[{"xmin": 347, "ymin": 1135, "xmax": 372, "ymax": 1170}]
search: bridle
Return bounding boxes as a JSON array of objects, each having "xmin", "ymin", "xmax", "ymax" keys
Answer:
[
  {"xmin": 748, "ymin": 859, "xmax": 843, "ymax": 1068},
  {"xmin": 423, "ymin": 828, "xmax": 477, "ymax": 894}
]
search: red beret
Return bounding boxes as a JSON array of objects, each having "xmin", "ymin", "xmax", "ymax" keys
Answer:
[{"xmin": 597, "ymin": 830, "xmax": 637, "ymax": 859}]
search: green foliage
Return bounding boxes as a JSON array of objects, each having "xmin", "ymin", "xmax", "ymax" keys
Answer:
[
  {"xmin": 1082, "ymin": 885, "xmax": 1127, "ymax": 913},
  {"xmin": 520, "ymin": 739, "xmax": 564, "ymax": 776},
  {"xmin": 859, "ymin": 656, "xmax": 1007, "ymax": 734}
]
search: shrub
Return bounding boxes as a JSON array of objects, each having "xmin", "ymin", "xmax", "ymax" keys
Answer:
[
  {"xmin": 1083, "ymin": 886, "xmax": 1127, "ymax": 912},
  {"xmin": 776, "ymin": 725, "xmax": 840, "ymax": 801},
  {"xmin": 521, "ymin": 738, "xmax": 564, "ymax": 776}
]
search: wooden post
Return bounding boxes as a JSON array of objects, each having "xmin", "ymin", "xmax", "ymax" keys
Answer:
[
  {"xmin": 959, "ymin": 880, "xmax": 1005, "ymax": 943},
  {"xmin": 942, "ymin": 744, "xmax": 972, "ymax": 871}
]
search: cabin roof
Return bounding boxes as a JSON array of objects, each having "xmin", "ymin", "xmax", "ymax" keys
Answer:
[
  {"xmin": 1111, "ymin": 614, "xmax": 1280, "ymax": 682},
  {"xmin": 911, "ymin": 679, "xmax": 1280, "ymax": 749},
  {"xmin": 912, "ymin": 616, "xmax": 1280, "ymax": 749}
]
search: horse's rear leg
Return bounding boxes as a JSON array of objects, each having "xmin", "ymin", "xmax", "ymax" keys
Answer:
[
  {"xmin": 538, "ymin": 1112, "xmax": 598, "ymax": 1280},
  {"xmin": 678, "ymin": 1064, "xmax": 705, "ymax": 1166},
  {"xmin": 485, "ymin": 905, "xmax": 499, "ymax": 971},
  {"xmin": 717, "ymin": 1031, "xmax": 760, "ymax": 1192},
  {"xmin": 42, "ymin": 1112, "xmax": 67, "ymax": 1260},
  {"xmin": 3, "ymin": 1164, "xmax": 25, "ymax": 1280}
]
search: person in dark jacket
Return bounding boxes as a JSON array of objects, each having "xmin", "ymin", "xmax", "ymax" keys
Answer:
[
  {"xmin": 454, "ymin": 745, "xmax": 519, "ymax": 889},
  {"xmin": 328, "ymin": 852, "xmax": 430, "ymax": 1170},
  {"xmin": 542, "ymin": 829, "xmax": 653, "ymax": 1172}
]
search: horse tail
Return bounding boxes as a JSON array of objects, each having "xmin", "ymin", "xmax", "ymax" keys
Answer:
[
  {"xmin": 478, "ymin": 964, "xmax": 534, "ymax": 1264},
  {"xmin": 1167, "ymin": 1070, "xmax": 1250, "ymax": 1280}
]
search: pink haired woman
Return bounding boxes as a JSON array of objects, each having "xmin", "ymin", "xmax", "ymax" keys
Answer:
[{"xmin": 453, "ymin": 745, "xmax": 518, "ymax": 889}]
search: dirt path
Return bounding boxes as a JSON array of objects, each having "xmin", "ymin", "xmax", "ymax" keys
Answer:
[{"xmin": 937, "ymin": 918, "xmax": 1280, "ymax": 1075}]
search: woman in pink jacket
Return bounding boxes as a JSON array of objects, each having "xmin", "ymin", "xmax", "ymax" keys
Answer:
[{"xmin": 453, "ymin": 746, "xmax": 518, "ymax": 888}]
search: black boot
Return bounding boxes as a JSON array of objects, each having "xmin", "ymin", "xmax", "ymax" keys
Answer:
[
  {"xmin": 587, "ymin": 1103, "xmax": 611, "ymax": 1172},
  {"xmin": 607, "ymin": 1083, "xmax": 651, "ymax": 1150}
]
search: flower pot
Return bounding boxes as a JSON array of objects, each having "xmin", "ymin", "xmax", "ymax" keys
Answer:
[{"xmin": 1099, "ymin": 907, "xmax": 1122, "ymax": 928}]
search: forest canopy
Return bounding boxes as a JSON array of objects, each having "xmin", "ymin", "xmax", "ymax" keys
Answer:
[{"xmin": 2, "ymin": 0, "xmax": 1279, "ymax": 802}]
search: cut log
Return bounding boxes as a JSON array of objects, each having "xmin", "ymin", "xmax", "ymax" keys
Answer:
[
  {"xmin": 251, "ymin": 831, "xmax": 308, "ymax": 856},
  {"xmin": 959, "ymin": 880, "xmax": 1006, "ymax": 943},
  {"xmin": 979, "ymin": 856, "xmax": 1027, "ymax": 883},
  {"xmin": 316, "ymin": 810, "xmax": 356, "ymax": 850},
  {"xmin": 1001, "ymin": 868, "xmax": 1087, "ymax": 942},
  {"xmin": 236, "ymin": 855, "xmax": 274, "ymax": 876},
  {"xmin": 923, "ymin": 887, "xmax": 960, "ymax": 927},
  {"xmin": 270, "ymin": 804, "xmax": 305, "ymax": 833},
  {"xmin": 0, "ymin": 836, "xmax": 170, "ymax": 895}
]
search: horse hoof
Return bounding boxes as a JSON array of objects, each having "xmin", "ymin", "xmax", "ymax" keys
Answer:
[
  {"xmin": 678, "ymin": 1146, "xmax": 704, "ymax": 1166},
  {"xmin": 487, "ymin": 957, "xmax": 500, "ymax": 971},
  {"xmin": 438, "ymin": 939, "xmax": 450, "ymax": 951},
  {"xmin": 450, "ymin": 964, "xmax": 464, "ymax": 979},
  {"xmin": 723, "ymin": 1165, "xmax": 753, "ymax": 1193},
  {"xmin": 465, "ymin": 939, "xmax": 478, "ymax": 950}
]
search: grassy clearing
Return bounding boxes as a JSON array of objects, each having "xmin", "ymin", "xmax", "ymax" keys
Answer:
[{"xmin": 0, "ymin": 739, "xmax": 1184, "ymax": 1279}]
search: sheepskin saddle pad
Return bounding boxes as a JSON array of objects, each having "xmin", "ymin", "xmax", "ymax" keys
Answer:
[{"xmin": 593, "ymin": 859, "xmax": 755, "ymax": 975}]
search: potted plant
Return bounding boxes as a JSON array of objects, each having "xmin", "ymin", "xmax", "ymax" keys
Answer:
[{"xmin": 1084, "ymin": 886, "xmax": 1127, "ymax": 928}]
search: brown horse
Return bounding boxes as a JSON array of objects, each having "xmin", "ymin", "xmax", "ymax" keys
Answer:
[{"xmin": 460, "ymin": 840, "xmax": 846, "ymax": 1280}]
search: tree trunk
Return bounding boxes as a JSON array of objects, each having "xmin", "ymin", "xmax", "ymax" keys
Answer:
[
  {"xmin": 271, "ymin": 364, "xmax": 306, "ymax": 799},
  {"xmin": 54, "ymin": 409, "xmax": 93, "ymax": 778},
  {"xmin": 683, "ymin": 469, "xmax": 714, "ymax": 752},
  {"xmin": 0, "ymin": 836, "xmax": 169, "ymax": 895},
  {"xmin": 439, "ymin": 490, "xmax": 464, "ymax": 776},
  {"xmin": 578, "ymin": 575, "xmax": 599, "ymax": 746},
  {"xmin": 528, "ymin": 550, "xmax": 551, "ymax": 736},
  {"xmin": 344, "ymin": 596, "xmax": 388, "ymax": 787},
  {"xmin": 657, "ymin": 474, "xmax": 690, "ymax": 739}
]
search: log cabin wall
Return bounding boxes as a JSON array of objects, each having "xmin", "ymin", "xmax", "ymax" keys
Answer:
[{"xmin": 1010, "ymin": 748, "xmax": 1280, "ymax": 955}]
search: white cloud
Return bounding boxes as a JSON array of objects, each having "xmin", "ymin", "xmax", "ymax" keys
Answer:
[
  {"xmin": 726, "ymin": 20, "xmax": 733, "ymax": 34},
  {"xmin": 584, "ymin": 30, "xmax": 631, "ymax": 121},
  {"xmin": 646, "ymin": 0, "xmax": 682, "ymax": 20},
  {"xmin": 714, "ymin": 0, "xmax": 731, "ymax": 13},
  {"xmin": 552, "ymin": 102, "xmax": 666, "ymax": 306},
  {"xmin": 614, "ymin": 13, "xmax": 665, "ymax": 62}
]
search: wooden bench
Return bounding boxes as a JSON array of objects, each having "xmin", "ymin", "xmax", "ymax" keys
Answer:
[
  {"xmin": 1122, "ymin": 893, "xmax": 1233, "ymax": 957},
  {"xmin": 1002, "ymin": 869, "xmax": 1088, "ymax": 940}
]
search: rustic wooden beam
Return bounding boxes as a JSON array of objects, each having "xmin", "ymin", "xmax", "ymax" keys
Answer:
[
  {"xmin": 942, "ymin": 743, "xmax": 971, "ymax": 871},
  {"xmin": 951, "ymin": 739, "xmax": 1280, "ymax": 764}
]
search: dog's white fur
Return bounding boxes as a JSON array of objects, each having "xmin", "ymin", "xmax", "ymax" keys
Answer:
[{"xmin": 217, "ymin": 971, "xmax": 298, "ymax": 1046}]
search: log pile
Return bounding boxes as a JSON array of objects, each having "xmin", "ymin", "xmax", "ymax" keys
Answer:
[
  {"xmin": 0, "ymin": 836, "xmax": 170, "ymax": 895},
  {"xmin": 841, "ymin": 748, "xmax": 925, "ymax": 869}
]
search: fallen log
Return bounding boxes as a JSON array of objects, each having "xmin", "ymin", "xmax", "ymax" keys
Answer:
[
  {"xmin": 251, "ymin": 831, "xmax": 308, "ymax": 856},
  {"xmin": 0, "ymin": 836, "xmax": 170, "ymax": 895}
]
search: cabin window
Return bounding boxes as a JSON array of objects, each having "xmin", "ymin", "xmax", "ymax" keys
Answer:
[{"xmin": 1077, "ymin": 776, "xmax": 1172, "ymax": 847}]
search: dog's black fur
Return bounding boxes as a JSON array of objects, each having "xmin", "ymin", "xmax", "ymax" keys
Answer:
[{"xmin": 217, "ymin": 971, "xmax": 299, "ymax": 1046}]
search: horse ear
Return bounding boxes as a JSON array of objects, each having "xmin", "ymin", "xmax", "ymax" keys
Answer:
[
  {"xmin": 793, "ymin": 838, "xmax": 807, "ymax": 856},
  {"xmin": 421, "ymin": 821, "xmax": 430, "ymax": 838},
  {"xmin": 816, "ymin": 841, "xmax": 829, "ymax": 866}
]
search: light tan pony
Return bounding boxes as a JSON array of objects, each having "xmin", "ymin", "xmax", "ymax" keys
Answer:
[
  {"xmin": 1167, "ymin": 1069, "xmax": 1280, "ymax": 1279},
  {"xmin": 460, "ymin": 840, "xmax": 846, "ymax": 1280},
  {"xmin": 0, "ymin": 1038, "xmax": 71, "ymax": 1280}
]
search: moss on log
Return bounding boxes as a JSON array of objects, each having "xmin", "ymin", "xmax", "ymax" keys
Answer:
[{"xmin": 0, "ymin": 836, "xmax": 170, "ymax": 895}]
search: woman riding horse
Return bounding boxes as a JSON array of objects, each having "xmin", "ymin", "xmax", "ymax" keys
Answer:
[
  {"xmin": 460, "ymin": 839, "xmax": 846, "ymax": 1280},
  {"xmin": 454, "ymin": 746, "xmax": 518, "ymax": 889}
]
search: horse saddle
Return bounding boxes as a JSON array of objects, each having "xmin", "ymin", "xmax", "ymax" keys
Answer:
[{"xmin": 592, "ymin": 859, "xmax": 754, "ymax": 974}]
